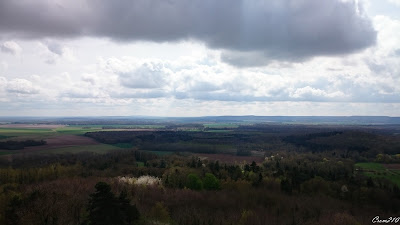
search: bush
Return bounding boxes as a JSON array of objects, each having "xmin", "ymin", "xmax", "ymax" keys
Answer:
[{"xmin": 203, "ymin": 173, "xmax": 220, "ymax": 190}]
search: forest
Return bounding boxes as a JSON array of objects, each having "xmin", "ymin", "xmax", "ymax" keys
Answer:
[{"xmin": 0, "ymin": 118, "xmax": 399, "ymax": 225}]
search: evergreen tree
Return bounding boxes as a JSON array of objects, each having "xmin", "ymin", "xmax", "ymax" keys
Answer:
[
  {"xmin": 87, "ymin": 182, "xmax": 120, "ymax": 225},
  {"xmin": 118, "ymin": 190, "xmax": 140, "ymax": 225},
  {"xmin": 5, "ymin": 195, "xmax": 22, "ymax": 225},
  {"xmin": 87, "ymin": 182, "xmax": 140, "ymax": 225}
]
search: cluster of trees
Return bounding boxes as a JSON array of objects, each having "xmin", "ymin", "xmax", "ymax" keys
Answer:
[
  {"xmin": 84, "ymin": 125, "xmax": 400, "ymax": 160},
  {"xmin": 86, "ymin": 182, "xmax": 140, "ymax": 225}
]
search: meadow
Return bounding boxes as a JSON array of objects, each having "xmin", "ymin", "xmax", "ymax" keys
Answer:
[{"xmin": 355, "ymin": 162, "xmax": 400, "ymax": 186}]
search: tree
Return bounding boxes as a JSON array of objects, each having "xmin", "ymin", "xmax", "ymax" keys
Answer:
[
  {"xmin": 186, "ymin": 174, "xmax": 203, "ymax": 190},
  {"xmin": 87, "ymin": 182, "xmax": 120, "ymax": 225},
  {"xmin": 5, "ymin": 195, "xmax": 22, "ymax": 225},
  {"xmin": 118, "ymin": 190, "xmax": 140, "ymax": 225},
  {"xmin": 203, "ymin": 173, "xmax": 220, "ymax": 190},
  {"xmin": 87, "ymin": 182, "xmax": 139, "ymax": 225},
  {"xmin": 149, "ymin": 202, "xmax": 171, "ymax": 223}
]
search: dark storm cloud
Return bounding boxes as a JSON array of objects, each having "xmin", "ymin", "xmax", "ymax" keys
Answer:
[{"xmin": 0, "ymin": 0, "xmax": 376, "ymax": 63}]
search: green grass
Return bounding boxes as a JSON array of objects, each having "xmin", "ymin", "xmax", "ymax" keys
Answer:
[
  {"xmin": 355, "ymin": 162, "xmax": 400, "ymax": 187},
  {"xmin": 355, "ymin": 162, "xmax": 385, "ymax": 171},
  {"xmin": 0, "ymin": 150, "xmax": 15, "ymax": 156},
  {"xmin": 137, "ymin": 161, "xmax": 145, "ymax": 167},
  {"xmin": 0, "ymin": 128, "xmax": 54, "ymax": 135},
  {"xmin": 54, "ymin": 124, "xmax": 165, "ymax": 135},
  {"xmin": 0, "ymin": 128, "xmax": 57, "ymax": 140},
  {"xmin": 111, "ymin": 143, "xmax": 134, "ymax": 148},
  {"xmin": 54, "ymin": 127, "xmax": 103, "ymax": 135},
  {"xmin": 67, "ymin": 124, "xmax": 165, "ymax": 129}
]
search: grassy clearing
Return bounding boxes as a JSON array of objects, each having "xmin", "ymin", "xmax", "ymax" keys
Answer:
[
  {"xmin": 111, "ymin": 143, "xmax": 134, "ymax": 148},
  {"xmin": 355, "ymin": 162, "xmax": 400, "ymax": 187},
  {"xmin": 137, "ymin": 161, "xmax": 145, "ymax": 167},
  {"xmin": 355, "ymin": 162, "xmax": 385, "ymax": 171}
]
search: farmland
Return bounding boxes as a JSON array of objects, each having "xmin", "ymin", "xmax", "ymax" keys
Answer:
[{"xmin": 355, "ymin": 162, "xmax": 400, "ymax": 187}]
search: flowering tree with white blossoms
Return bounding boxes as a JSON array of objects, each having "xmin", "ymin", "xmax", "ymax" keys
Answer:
[{"xmin": 118, "ymin": 175, "xmax": 162, "ymax": 186}]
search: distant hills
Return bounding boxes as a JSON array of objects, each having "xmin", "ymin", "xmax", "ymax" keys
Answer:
[{"xmin": 1, "ymin": 116, "xmax": 400, "ymax": 125}]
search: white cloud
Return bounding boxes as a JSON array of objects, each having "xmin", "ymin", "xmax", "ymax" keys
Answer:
[
  {"xmin": 6, "ymin": 78, "xmax": 40, "ymax": 94},
  {"xmin": 1, "ymin": 41, "xmax": 22, "ymax": 55},
  {"xmin": 387, "ymin": 0, "xmax": 400, "ymax": 6},
  {"xmin": 81, "ymin": 73, "xmax": 97, "ymax": 85},
  {"xmin": 119, "ymin": 62, "xmax": 169, "ymax": 89}
]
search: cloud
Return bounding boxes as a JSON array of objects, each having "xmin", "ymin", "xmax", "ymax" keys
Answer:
[
  {"xmin": 81, "ymin": 74, "xmax": 97, "ymax": 85},
  {"xmin": 89, "ymin": 53, "xmax": 400, "ymax": 103},
  {"xmin": 1, "ymin": 41, "xmax": 22, "ymax": 55},
  {"xmin": 6, "ymin": 78, "xmax": 40, "ymax": 94},
  {"xmin": 111, "ymin": 89, "xmax": 168, "ymax": 99},
  {"xmin": 45, "ymin": 41, "xmax": 63, "ymax": 56},
  {"xmin": 0, "ymin": 0, "xmax": 376, "ymax": 65},
  {"xmin": 290, "ymin": 86, "xmax": 346, "ymax": 100},
  {"xmin": 0, "ymin": 77, "xmax": 6, "ymax": 88},
  {"xmin": 118, "ymin": 62, "xmax": 169, "ymax": 89},
  {"xmin": 387, "ymin": 0, "xmax": 400, "ymax": 6},
  {"xmin": 40, "ymin": 40, "xmax": 76, "ymax": 64}
]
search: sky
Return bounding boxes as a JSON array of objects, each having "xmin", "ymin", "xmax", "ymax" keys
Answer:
[{"xmin": 0, "ymin": 0, "xmax": 399, "ymax": 117}]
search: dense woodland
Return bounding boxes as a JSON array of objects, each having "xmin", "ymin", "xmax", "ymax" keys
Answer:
[
  {"xmin": 0, "ymin": 123, "xmax": 400, "ymax": 224},
  {"xmin": 85, "ymin": 124, "xmax": 400, "ymax": 159},
  {"xmin": 0, "ymin": 140, "xmax": 46, "ymax": 150}
]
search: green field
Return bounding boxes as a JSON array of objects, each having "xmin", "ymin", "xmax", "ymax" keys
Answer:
[
  {"xmin": 111, "ymin": 143, "xmax": 134, "ymax": 148},
  {"xmin": 137, "ymin": 161, "xmax": 145, "ymax": 167},
  {"xmin": 355, "ymin": 162, "xmax": 400, "ymax": 187},
  {"xmin": 54, "ymin": 124, "xmax": 165, "ymax": 135},
  {"xmin": 0, "ymin": 128, "xmax": 57, "ymax": 140},
  {"xmin": 67, "ymin": 124, "xmax": 165, "ymax": 129},
  {"xmin": 0, "ymin": 124, "xmax": 173, "ymax": 156},
  {"xmin": 54, "ymin": 127, "xmax": 103, "ymax": 135},
  {"xmin": 0, "ymin": 150, "xmax": 15, "ymax": 155}
]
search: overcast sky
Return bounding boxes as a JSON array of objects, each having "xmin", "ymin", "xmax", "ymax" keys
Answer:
[{"xmin": 0, "ymin": 0, "xmax": 399, "ymax": 117}]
